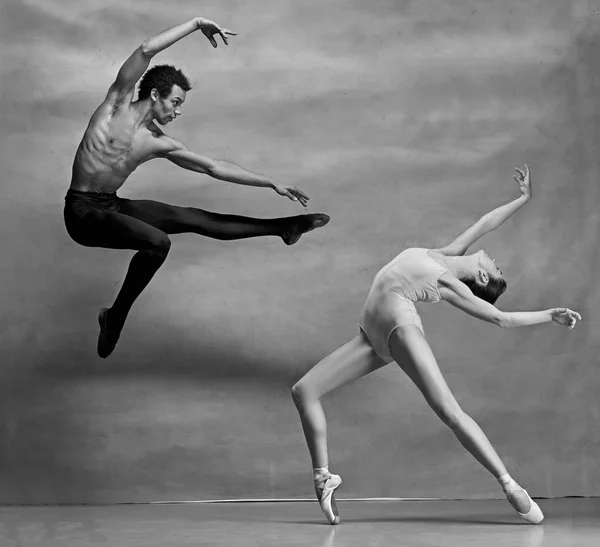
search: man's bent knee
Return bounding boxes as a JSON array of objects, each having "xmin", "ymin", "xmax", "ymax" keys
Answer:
[{"xmin": 148, "ymin": 234, "xmax": 171, "ymax": 256}]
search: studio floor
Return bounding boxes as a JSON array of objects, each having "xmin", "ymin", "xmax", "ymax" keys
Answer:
[{"xmin": 0, "ymin": 498, "xmax": 598, "ymax": 547}]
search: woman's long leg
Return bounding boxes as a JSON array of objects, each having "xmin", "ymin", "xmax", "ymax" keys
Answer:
[
  {"xmin": 292, "ymin": 331, "xmax": 387, "ymax": 469},
  {"xmin": 292, "ymin": 331, "xmax": 386, "ymax": 524},
  {"xmin": 388, "ymin": 325, "xmax": 507, "ymax": 477},
  {"xmin": 388, "ymin": 325, "xmax": 543, "ymax": 523}
]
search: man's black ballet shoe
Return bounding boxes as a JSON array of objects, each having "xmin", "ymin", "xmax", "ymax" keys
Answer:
[
  {"xmin": 97, "ymin": 308, "xmax": 120, "ymax": 359},
  {"xmin": 283, "ymin": 213, "xmax": 331, "ymax": 246}
]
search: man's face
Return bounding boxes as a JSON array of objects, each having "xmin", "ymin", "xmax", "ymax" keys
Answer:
[{"xmin": 154, "ymin": 85, "xmax": 186, "ymax": 125}]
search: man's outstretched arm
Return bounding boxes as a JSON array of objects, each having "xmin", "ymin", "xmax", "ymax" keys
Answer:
[
  {"xmin": 106, "ymin": 17, "xmax": 236, "ymax": 105},
  {"xmin": 164, "ymin": 142, "xmax": 310, "ymax": 207}
]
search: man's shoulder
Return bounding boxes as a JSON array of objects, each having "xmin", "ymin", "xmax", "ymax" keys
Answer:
[
  {"xmin": 149, "ymin": 124, "xmax": 187, "ymax": 149},
  {"xmin": 145, "ymin": 123, "xmax": 187, "ymax": 156}
]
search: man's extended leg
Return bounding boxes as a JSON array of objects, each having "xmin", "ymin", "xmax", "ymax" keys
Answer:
[{"xmin": 117, "ymin": 198, "xmax": 330, "ymax": 244}]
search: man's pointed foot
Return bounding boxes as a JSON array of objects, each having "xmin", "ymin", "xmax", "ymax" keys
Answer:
[
  {"xmin": 97, "ymin": 308, "xmax": 122, "ymax": 359},
  {"xmin": 282, "ymin": 213, "xmax": 330, "ymax": 246}
]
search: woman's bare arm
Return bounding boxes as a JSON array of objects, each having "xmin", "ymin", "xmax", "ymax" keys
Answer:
[{"xmin": 437, "ymin": 165, "xmax": 532, "ymax": 256}]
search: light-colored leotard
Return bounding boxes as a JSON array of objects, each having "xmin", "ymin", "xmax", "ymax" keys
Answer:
[{"xmin": 358, "ymin": 248, "xmax": 450, "ymax": 362}]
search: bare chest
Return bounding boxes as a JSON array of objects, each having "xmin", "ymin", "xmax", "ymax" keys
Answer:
[{"xmin": 102, "ymin": 118, "xmax": 156, "ymax": 168}]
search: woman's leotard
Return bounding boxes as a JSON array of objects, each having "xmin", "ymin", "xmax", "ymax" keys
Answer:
[{"xmin": 358, "ymin": 248, "xmax": 450, "ymax": 362}]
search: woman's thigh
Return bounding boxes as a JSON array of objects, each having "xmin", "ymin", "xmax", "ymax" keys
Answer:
[
  {"xmin": 296, "ymin": 330, "xmax": 388, "ymax": 399},
  {"xmin": 388, "ymin": 325, "xmax": 460, "ymax": 414}
]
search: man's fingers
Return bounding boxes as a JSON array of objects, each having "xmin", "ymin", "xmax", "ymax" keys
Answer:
[
  {"xmin": 514, "ymin": 176, "xmax": 520, "ymax": 183},
  {"xmin": 223, "ymin": 29, "xmax": 237, "ymax": 36},
  {"xmin": 288, "ymin": 190, "xmax": 308, "ymax": 207},
  {"xmin": 296, "ymin": 189, "xmax": 310, "ymax": 201},
  {"xmin": 290, "ymin": 188, "xmax": 310, "ymax": 201},
  {"xmin": 208, "ymin": 35, "xmax": 218, "ymax": 48},
  {"xmin": 515, "ymin": 167, "xmax": 525, "ymax": 177},
  {"xmin": 277, "ymin": 186, "xmax": 308, "ymax": 206},
  {"xmin": 290, "ymin": 195, "xmax": 308, "ymax": 207},
  {"xmin": 219, "ymin": 31, "xmax": 229, "ymax": 45}
]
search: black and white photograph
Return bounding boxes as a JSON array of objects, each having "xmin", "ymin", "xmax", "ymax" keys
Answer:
[{"xmin": 0, "ymin": 1, "xmax": 598, "ymax": 545}]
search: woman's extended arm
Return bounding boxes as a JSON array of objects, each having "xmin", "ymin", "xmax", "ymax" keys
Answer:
[
  {"xmin": 438, "ymin": 274, "xmax": 581, "ymax": 329},
  {"xmin": 437, "ymin": 165, "xmax": 532, "ymax": 256}
]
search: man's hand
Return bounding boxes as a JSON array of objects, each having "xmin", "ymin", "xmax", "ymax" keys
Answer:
[
  {"xmin": 550, "ymin": 308, "xmax": 582, "ymax": 330},
  {"xmin": 514, "ymin": 164, "xmax": 532, "ymax": 200},
  {"xmin": 196, "ymin": 18, "xmax": 237, "ymax": 47},
  {"xmin": 273, "ymin": 183, "xmax": 310, "ymax": 207}
]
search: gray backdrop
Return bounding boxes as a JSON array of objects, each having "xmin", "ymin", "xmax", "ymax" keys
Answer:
[{"xmin": 1, "ymin": 0, "xmax": 598, "ymax": 503}]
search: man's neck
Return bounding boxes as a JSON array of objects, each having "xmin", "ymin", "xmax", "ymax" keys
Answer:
[{"xmin": 130, "ymin": 99, "xmax": 156, "ymax": 128}]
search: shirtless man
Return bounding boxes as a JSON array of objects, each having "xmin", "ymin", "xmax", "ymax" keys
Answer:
[{"xmin": 64, "ymin": 17, "xmax": 330, "ymax": 358}]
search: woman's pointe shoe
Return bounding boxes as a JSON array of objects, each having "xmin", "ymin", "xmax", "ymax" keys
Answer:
[
  {"xmin": 505, "ymin": 481, "xmax": 544, "ymax": 524},
  {"xmin": 315, "ymin": 473, "xmax": 343, "ymax": 525}
]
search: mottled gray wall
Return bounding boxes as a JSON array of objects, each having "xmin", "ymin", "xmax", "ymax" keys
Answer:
[{"xmin": 0, "ymin": 0, "xmax": 598, "ymax": 503}]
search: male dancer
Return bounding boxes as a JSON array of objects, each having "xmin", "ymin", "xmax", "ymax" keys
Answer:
[{"xmin": 64, "ymin": 16, "xmax": 329, "ymax": 358}]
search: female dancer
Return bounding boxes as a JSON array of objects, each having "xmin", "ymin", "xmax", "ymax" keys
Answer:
[{"xmin": 292, "ymin": 165, "xmax": 581, "ymax": 525}]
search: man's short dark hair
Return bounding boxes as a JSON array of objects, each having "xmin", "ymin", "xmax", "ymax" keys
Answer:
[{"xmin": 138, "ymin": 64, "xmax": 191, "ymax": 100}]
